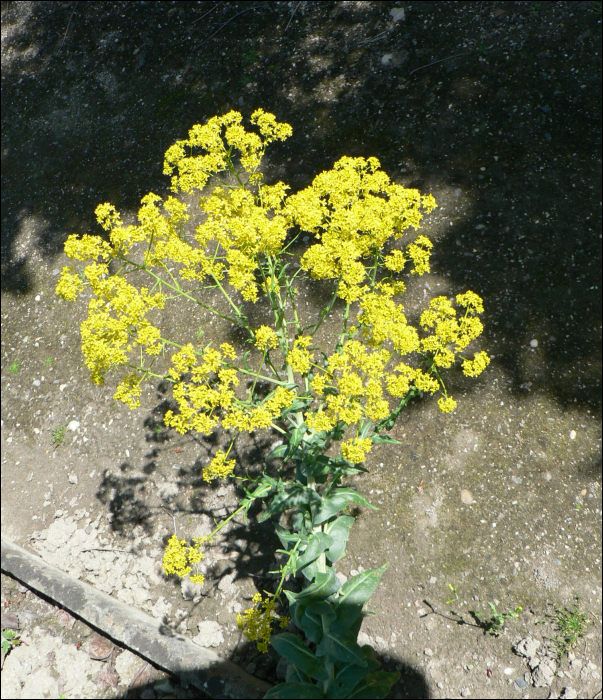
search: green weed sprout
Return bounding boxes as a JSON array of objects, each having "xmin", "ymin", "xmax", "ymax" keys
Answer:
[
  {"xmin": 1, "ymin": 628, "xmax": 23, "ymax": 656},
  {"xmin": 56, "ymin": 109, "xmax": 490, "ymax": 699},
  {"xmin": 51, "ymin": 424, "xmax": 67, "ymax": 448},
  {"xmin": 472, "ymin": 601, "xmax": 522, "ymax": 636},
  {"xmin": 8, "ymin": 359, "xmax": 22, "ymax": 374},
  {"xmin": 549, "ymin": 596, "xmax": 592, "ymax": 660}
]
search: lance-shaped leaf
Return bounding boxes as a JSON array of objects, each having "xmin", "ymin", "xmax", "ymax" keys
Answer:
[
  {"xmin": 315, "ymin": 627, "xmax": 366, "ymax": 666},
  {"xmin": 300, "ymin": 606, "xmax": 324, "ymax": 644},
  {"xmin": 259, "ymin": 483, "xmax": 322, "ymax": 523},
  {"xmin": 273, "ymin": 523, "xmax": 308, "ymax": 551},
  {"xmin": 296, "ymin": 532, "xmax": 334, "ymax": 570},
  {"xmin": 347, "ymin": 670, "xmax": 401, "ymax": 699},
  {"xmin": 323, "ymin": 515, "xmax": 355, "ymax": 563},
  {"xmin": 267, "ymin": 442, "xmax": 290, "ymax": 460},
  {"xmin": 337, "ymin": 564, "xmax": 389, "ymax": 608},
  {"xmin": 325, "ymin": 648, "xmax": 380, "ymax": 699},
  {"xmin": 369, "ymin": 434, "xmax": 402, "ymax": 445},
  {"xmin": 270, "ymin": 633, "xmax": 329, "ymax": 682},
  {"xmin": 264, "ymin": 681, "xmax": 326, "ymax": 699},
  {"xmin": 312, "ymin": 487, "xmax": 377, "ymax": 525},
  {"xmin": 296, "ymin": 569, "xmax": 341, "ymax": 602},
  {"xmin": 286, "ymin": 664, "xmax": 312, "ymax": 684}
]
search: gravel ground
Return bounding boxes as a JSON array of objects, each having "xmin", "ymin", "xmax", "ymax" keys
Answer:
[{"xmin": 1, "ymin": 2, "xmax": 602, "ymax": 699}]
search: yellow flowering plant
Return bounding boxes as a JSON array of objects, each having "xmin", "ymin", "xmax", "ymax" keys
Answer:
[{"xmin": 56, "ymin": 109, "xmax": 489, "ymax": 699}]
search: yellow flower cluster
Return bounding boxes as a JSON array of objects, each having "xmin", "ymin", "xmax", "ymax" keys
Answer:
[
  {"xmin": 419, "ymin": 294, "xmax": 488, "ymax": 373},
  {"xmin": 163, "ymin": 343, "xmax": 239, "ymax": 435},
  {"xmin": 203, "ymin": 450, "xmax": 236, "ymax": 483},
  {"xmin": 237, "ymin": 593, "xmax": 289, "ymax": 653},
  {"xmin": 163, "ymin": 109, "xmax": 292, "ymax": 195},
  {"xmin": 306, "ymin": 340, "xmax": 394, "ymax": 449},
  {"xmin": 69, "ymin": 274, "xmax": 166, "ymax": 388},
  {"xmin": 341, "ymin": 437, "xmax": 373, "ymax": 464},
  {"xmin": 285, "ymin": 156, "xmax": 437, "ymax": 302},
  {"xmin": 255, "ymin": 325, "xmax": 279, "ymax": 351},
  {"xmin": 222, "ymin": 386, "xmax": 296, "ymax": 432},
  {"xmin": 286, "ymin": 335, "xmax": 314, "ymax": 375},
  {"xmin": 162, "ymin": 534, "xmax": 206, "ymax": 585},
  {"xmin": 357, "ymin": 290, "xmax": 419, "ymax": 354}
]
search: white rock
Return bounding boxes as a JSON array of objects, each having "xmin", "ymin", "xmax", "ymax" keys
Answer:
[
  {"xmin": 530, "ymin": 339, "xmax": 538, "ymax": 348},
  {"xmin": 193, "ymin": 620, "xmax": 224, "ymax": 648},
  {"xmin": 389, "ymin": 7, "xmax": 405, "ymax": 21},
  {"xmin": 514, "ymin": 637, "xmax": 541, "ymax": 659},
  {"xmin": 560, "ymin": 687, "xmax": 578, "ymax": 699},
  {"xmin": 569, "ymin": 430, "xmax": 576, "ymax": 440},
  {"xmin": 532, "ymin": 659, "xmax": 556, "ymax": 687},
  {"xmin": 68, "ymin": 473, "xmax": 78, "ymax": 485},
  {"xmin": 115, "ymin": 650, "xmax": 142, "ymax": 686},
  {"xmin": 67, "ymin": 420, "xmax": 80, "ymax": 432}
]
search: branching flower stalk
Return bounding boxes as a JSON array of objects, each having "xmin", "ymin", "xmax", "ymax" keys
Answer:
[{"xmin": 56, "ymin": 109, "xmax": 490, "ymax": 699}]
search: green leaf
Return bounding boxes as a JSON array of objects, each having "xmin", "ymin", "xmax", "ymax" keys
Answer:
[
  {"xmin": 267, "ymin": 443, "xmax": 290, "ymax": 460},
  {"xmin": 273, "ymin": 523, "xmax": 308, "ymax": 551},
  {"xmin": 297, "ymin": 532, "xmax": 334, "ymax": 570},
  {"xmin": 331, "ymin": 602, "xmax": 364, "ymax": 635},
  {"xmin": 300, "ymin": 559, "xmax": 321, "ymax": 582},
  {"xmin": 316, "ymin": 628, "xmax": 366, "ymax": 666},
  {"xmin": 307, "ymin": 600, "xmax": 337, "ymax": 624},
  {"xmin": 264, "ymin": 681, "xmax": 326, "ymax": 699},
  {"xmin": 312, "ymin": 488, "xmax": 376, "ymax": 525},
  {"xmin": 300, "ymin": 607, "xmax": 325, "ymax": 644},
  {"xmin": 369, "ymin": 434, "xmax": 402, "ymax": 445},
  {"xmin": 287, "ymin": 597, "xmax": 307, "ymax": 629},
  {"xmin": 259, "ymin": 483, "xmax": 323, "ymax": 523},
  {"xmin": 325, "ymin": 649, "xmax": 380, "ymax": 698},
  {"xmin": 323, "ymin": 516, "xmax": 355, "ymax": 562},
  {"xmin": 337, "ymin": 564, "xmax": 389, "ymax": 608},
  {"xmin": 346, "ymin": 670, "xmax": 401, "ymax": 699},
  {"xmin": 286, "ymin": 664, "xmax": 312, "ymax": 684},
  {"xmin": 270, "ymin": 633, "xmax": 330, "ymax": 682},
  {"xmin": 296, "ymin": 569, "xmax": 341, "ymax": 602}
]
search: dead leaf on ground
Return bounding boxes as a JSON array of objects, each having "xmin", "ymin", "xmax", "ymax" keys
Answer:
[
  {"xmin": 127, "ymin": 660, "xmax": 154, "ymax": 690},
  {"xmin": 1, "ymin": 612, "xmax": 20, "ymax": 630},
  {"xmin": 89, "ymin": 632, "xmax": 114, "ymax": 660},
  {"xmin": 56, "ymin": 609, "xmax": 76, "ymax": 629},
  {"xmin": 94, "ymin": 660, "xmax": 119, "ymax": 691}
]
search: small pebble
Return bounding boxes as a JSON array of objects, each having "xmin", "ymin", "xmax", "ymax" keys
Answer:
[
  {"xmin": 569, "ymin": 430, "xmax": 576, "ymax": 440},
  {"xmin": 530, "ymin": 339, "xmax": 538, "ymax": 348},
  {"xmin": 460, "ymin": 489, "xmax": 474, "ymax": 504},
  {"xmin": 424, "ymin": 648, "xmax": 433, "ymax": 656}
]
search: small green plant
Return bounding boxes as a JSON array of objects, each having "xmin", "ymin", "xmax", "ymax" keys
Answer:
[
  {"xmin": 1, "ymin": 628, "xmax": 23, "ymax": 655},
  {"xmin": 241, "ymin": 48, "xmax": 259, "ymax": 66},
  {"xmin": 45, "ymin": 356, "xmax": 54, "ymax": 367},
  {"xmin": 548, "ymin": 596, "xmax": 592, "ymax": 660},
  {"xmin": 471, "ymin": 601, "xmax": 522, "ymax": 636},
  {"xmin": 445, "ymin": 583, "xmax": 459, "ymax": 604},
  {"xmin": 8, "ymin": 359, "xmax": 22, "ymax": 374},
  {"xmin": 51, "ymin": 424, "xmax": 68, "ymax": 448}
]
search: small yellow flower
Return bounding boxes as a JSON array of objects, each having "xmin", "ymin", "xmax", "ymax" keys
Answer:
[
  {"xmin": 461, "ymin": 351, "xmax": 490, "ymax": 377},
  {"xmin": 287, "ymin": 336, "xmax": 314, "ymax": 375},
  {"xmin": 254, "ymin": 325, "xmax": 279, "ymax": 351},
  {"xmin": 203, "ymin": 450, "xmax": 236, "ymax": 483},
  {"xmin": 237, "ymin": 593, "xmax": 287, "ymax": 653},
  {"xmin": 438, "ymin": 396, "xmax": 457, "ymax": 413},
  {"xmin": 341, "ymin": 437, "xmax": 372, "ymax": 464},
  {"xmin": 162, "ymin": 534, "xmax": 205, "ymax": 585}
]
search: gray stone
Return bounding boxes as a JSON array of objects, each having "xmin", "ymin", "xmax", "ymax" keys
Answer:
[
  {"xmin": 532, "ymin": 659, "xmax": 556, "ymax": 687},
  {"xmin": 514, "ymin": 636, "xmax": 541, "ymax": 659}
]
